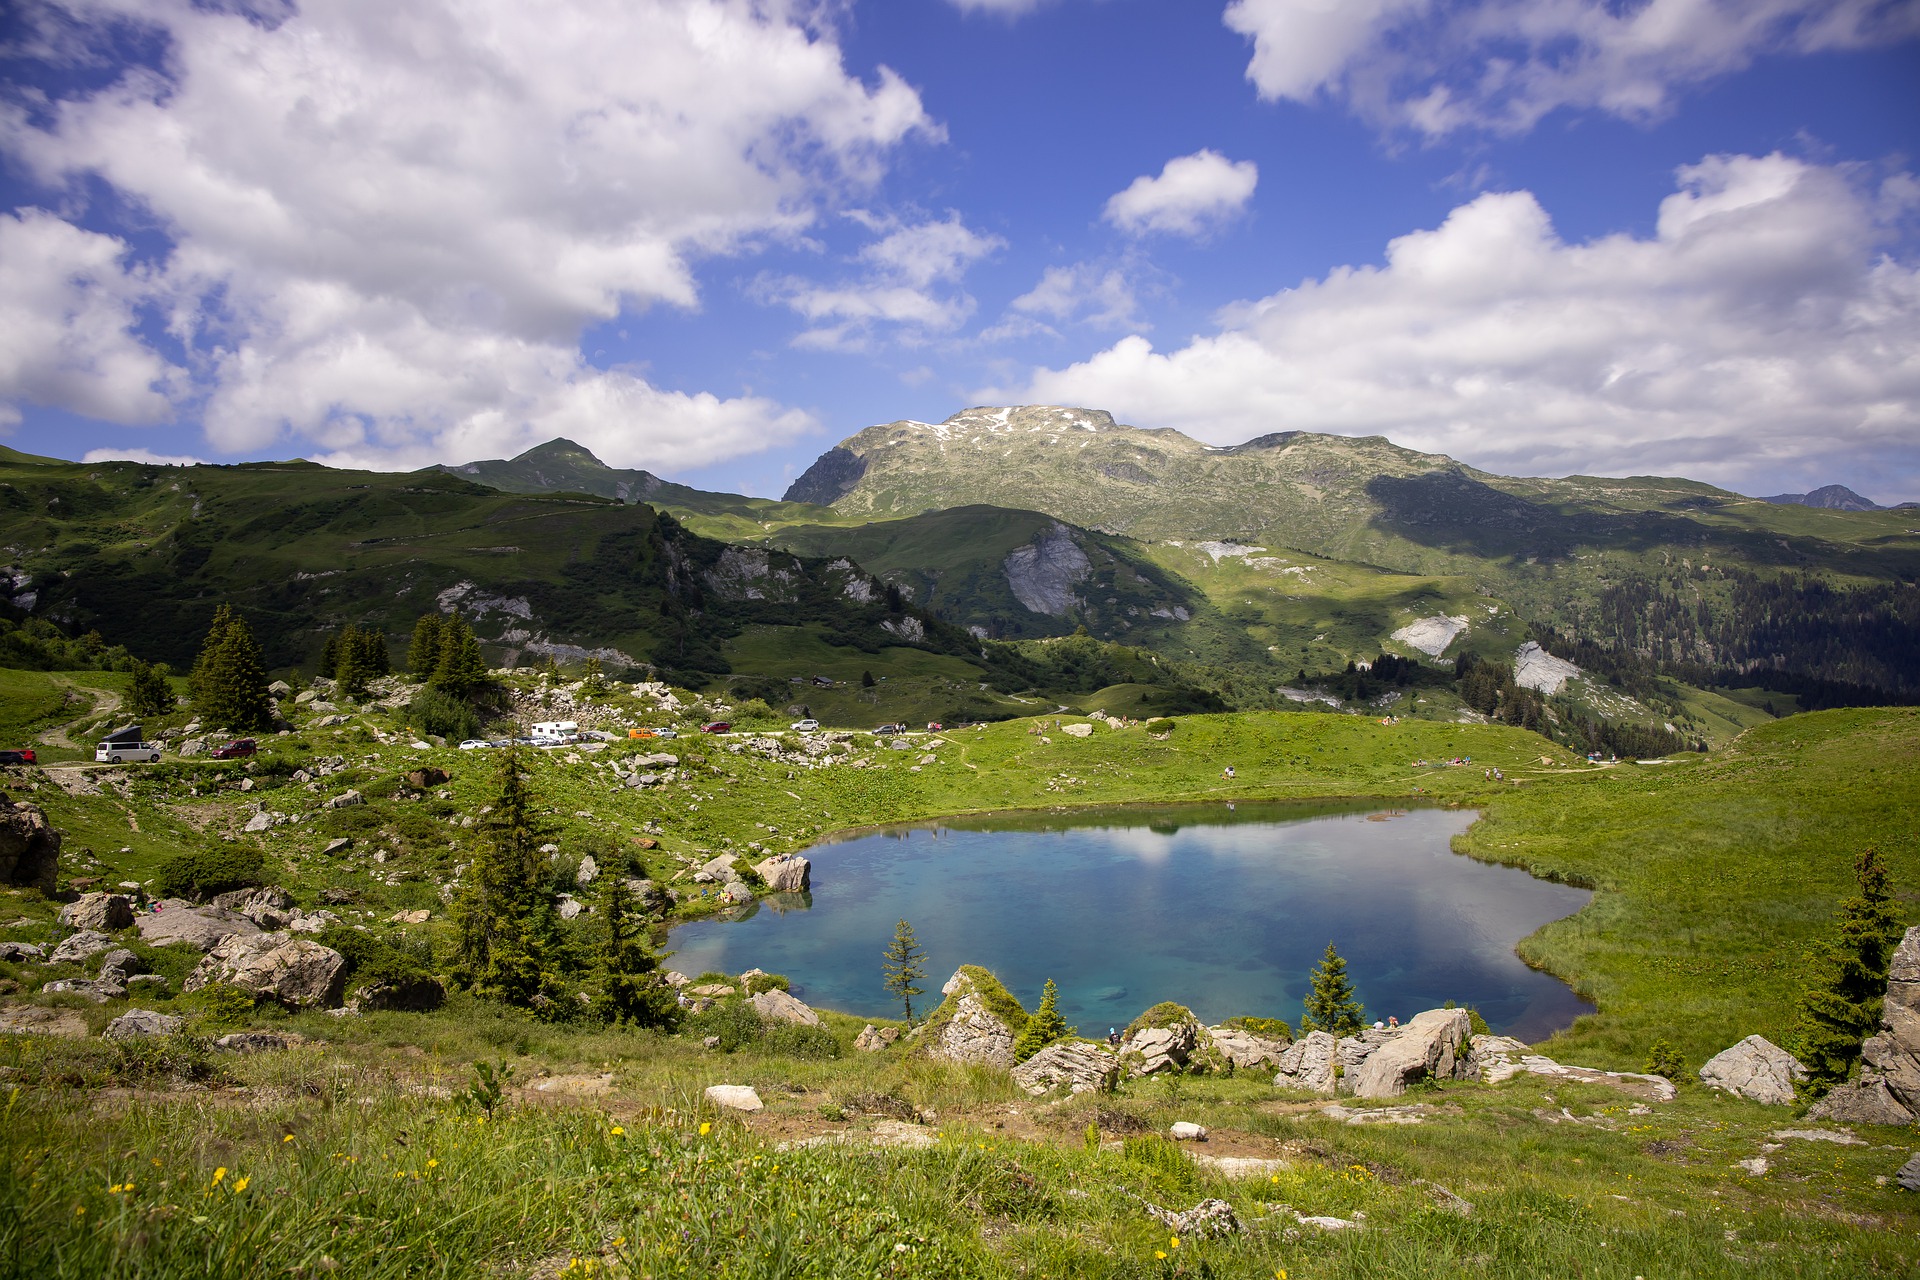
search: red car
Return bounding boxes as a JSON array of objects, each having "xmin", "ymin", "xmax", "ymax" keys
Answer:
[
  {"xmin": 0, "ymin": 748, "xmax": 35, "ymax": 766},
  {"xmin": 700, "ymin": 721, "xmax": 732, "ymax": 734},
  {"xmin": 210, "ymin": 738, "xmax": 257, "ymax": 759}
]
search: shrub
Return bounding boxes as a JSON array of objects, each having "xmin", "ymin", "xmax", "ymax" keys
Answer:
[
  {"xmin": 683, "ymin": 1000, "xmax": 762, "ymax": 1053},
  {"xmin": 407, "ymin": 687, "xmax": 479, "ymax": 742},
  {"xmin": 1223, "ymin": 1015, "xmax": 1294, "ymax": 1040},
  {"xmin": 744, "ymin": 972, "xmax": 789, "ymax": 996},
  {"xmin": 191, "ymin": 983, "xmax": 258, "ymax": 1030},
  {"xmin": 1144, "ymin": 718, "xmax": 1174, "ymax": 734},
  {"xmin": 155, "ymin": 847, "xmax": 264, "ymax": 901},
  {"xmin": 1644, "ymin": 1038, "xmax": 1684, "ymax": 1081},
  {"xmin": 1123, "ymin": 1001, "xmax": 1196, "ymax": 1038},
  {"xmin": 1120, "ymin": 1136, "xmax": 1199, "ymax": 1195},
  {"xmin": 108, "ymin": 1032, "xmax": 223, "ymax": 1085},
  {"xmin": 1441, "ymin": 1001, "xmax": 1492, "ymax": 1037},
  {"xmin": 761, "ymin": 1022, "xmax": 840, "ymax": 1060},
  {"xmin": 319, "ymin": 927, "xmax": 436, "ymax": 991}
]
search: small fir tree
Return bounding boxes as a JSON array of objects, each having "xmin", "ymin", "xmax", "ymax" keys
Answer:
[
  {"xmin": 125, "ymin": 659, "xmax": 175, "ymax": 720},
  {"xmin": 333, "ymin": 624, "xmax": 376, "ymax": 699},
  {"xmin": 1014, "ymin": 978, "xmax": 1072, "ymax": 1062},
  {"xmin": 861, "ymin": 670, "xmax": 876, "ymax": 689},
  {"xmin": 430, "ymin": 615, "xmax": 488, "ymax": 699},
  {"xmin": 1797, "ymin": 847, "xmax": 1909, "ymax": 1088},
  {"xmin": 189, "ymin": 606, "xmax": 273, "ymax": 731},
  {"xmin": 407, "ymin": 613, "xmax": 445, "ymax": 679},
  {"xmin": 583, "ymin": 656, "xmax": 605, "ymax": 694},
  {"xmin": 453, "ymin": 747, "xmax": 550, "ymax": 1005},
  {"xmin": 1300, "ymin": 941, "xmax": 1365, "ymax": 1037},
  {"xmin": 591, "ymin": 870, "xmax": 678, "ymax": 1029},
  {"xmin": 881, "ymin": 918, "xmax": 927, "ymax": 1022}
]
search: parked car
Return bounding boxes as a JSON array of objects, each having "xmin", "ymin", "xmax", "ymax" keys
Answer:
[
  {"xmin": 871, "ymin": 723, "xmax": 905, "ymax": 736},
  {"xmin": 210, "ymin": 738, "xmax": 256, "ymax": 759},
  {"xmin": 790, "ymin": 718, "xmax": 820, "ymax": 733},
  {"xmin": 700, "ymin": 721, "xmax": 732, "ymax": 734},
  {"xmin": 0, "ymin": 748, "xmax": 35, "ymax": 765},
  {"xmin": 652, "ymin": 728, "xmax": 678, "ymax": 740},
  {"xmin": 457, "ymin": 739, "xmax": 491, "ymax": 750},
  {"xmin": 628, "ymin": 728, "xmax": 657, "ymax": 739}
]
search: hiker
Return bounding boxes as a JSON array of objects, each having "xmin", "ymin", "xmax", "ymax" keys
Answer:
[
  {"xmin": 1222, "ymin": 765, "xmax": 1235, "ymax": 779},
  {"xmin": 1107, "ymin": 1027, "xmax": 1120, "ymax": 1048},
  {"xmin": 1388, "ymin": 1016, "xmax": 1399, "ymax": 1028}
]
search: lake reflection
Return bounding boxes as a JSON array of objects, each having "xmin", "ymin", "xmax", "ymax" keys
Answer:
[{"xmin": 666, "ymin": 801, "xmax": 1593, "ymax": 1042}]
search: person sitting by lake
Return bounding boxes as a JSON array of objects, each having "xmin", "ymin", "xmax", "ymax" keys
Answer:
[{"xmin": 1222, "ymin": 765, "xmax": 1235, "ymax": 779}]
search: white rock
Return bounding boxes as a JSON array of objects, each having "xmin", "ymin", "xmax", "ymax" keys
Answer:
[
  {"xmin": 1169, "ymin": 1121, "xmax": 1208, "ymax": 1141},
  {"xmin": 1699, "ymin": 1035, "xmax": 1808, "ymax": 1106},
  {"xmin": 750, "ymin": 987, "xmax": 821, "ymax": 1027},
  {"xmin": 704, "ymin": 1084, "xmax": 763, "ymax": 1113}
]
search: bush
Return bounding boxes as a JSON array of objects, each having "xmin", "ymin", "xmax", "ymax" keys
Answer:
[
  {"xmin": 1223, "ymin": 1015, "xmax": 1294, "ymax": 1040},
  {"xmin": 108, "ymin": 1032, "xmax": 223, "ymax": 1085},
  {"xmin": 761, "ymin": 1022, "xmax": 840, "ymax": 1060},
  {"xmin": 407, "ymin": 687, "xmax": 480, "ymax": 742},
  {"xmin": 1120, "ymin": 1136, "xmax": 1199, "ymax": 1194},
  {"xmin": 683, "ymin": 1000, "xmax": 762, "ymax": 1053},
  {"xmin": 1144, "ymin": 718, "xmax": 1175, "ymax": 734},
  {"xmin": 191, "ymin": 983, "xmax": 258, "ymax": 1030},
  {"xmin": 1644, "ymin": 1038, "xmax": 1684, "ymax": 1081},
  {"xmin": 1123, "ymin": 1001, "xmax": 1196, "ymax": 1038},
  {"xmin": 155, "ymin": 847, "xmax": 264, "ymax": 901},
  {"xmin": 319, "ymin": 927, "xmax": 436, "ymax": 991},
  {"xmin": 744, "ymin": 972, "xmax": 789, "ymax": 995}
]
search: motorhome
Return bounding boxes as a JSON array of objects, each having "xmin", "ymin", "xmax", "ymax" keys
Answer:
[{"xmin": 530, "ymin": 720, "xmax": 579, "ymax": 745}]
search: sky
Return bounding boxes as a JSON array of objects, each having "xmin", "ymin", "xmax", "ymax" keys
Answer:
[{"xmin": 1, "ymin": 1, "xmax": 1917, "ymax": 503}]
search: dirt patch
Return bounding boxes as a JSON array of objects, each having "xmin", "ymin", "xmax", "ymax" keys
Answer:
[{"xmin": 0, "ymin": 1003, "xmax": 89, "ymax": 1037}]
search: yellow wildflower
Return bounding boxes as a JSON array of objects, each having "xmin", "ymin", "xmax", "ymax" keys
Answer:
[
  {"xmin": 1155, "ymin": 1251, "xmax": 1167, "ymax": 1261},
  {"xmin": 1170, "ymin": 1235, "xmax": 1179, "ymax": 1249},
  {"xmin": 232, "ymin": 1176, "xmax": 249, "ymax": 1193},
  {"xmin": 611, "ymin": 1126, "xmax": 624, "ymax": 1136},
  {"xmin": 211, "ymin": 1167, "xmax": 227, "ymax": 1186},
  {"xmin": 427, "ymin": 1159, "xmax": 439, "ymax": 1169},
  {"xmin": 283, "ymin": 1134, "xmax": 295, "ymax": 1143},
  {"xmin": 699, "ymin": 1122, "xmax": 711, "ymax": 1137}
]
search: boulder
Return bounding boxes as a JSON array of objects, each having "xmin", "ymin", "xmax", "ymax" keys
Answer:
[
  {"xmin": 405, "ymin": 767, "xmax": 450, "ymax": 789},
  {"xmin": 104, "ymin": 1009, "xmax": 183, "ymax": 1040},
  {"xmin": 96, "ymin": 948, "xmax": 146, "ymax": 982},
  {"xmin": 698, "ymin": 854, "xmax": 737, "ymax": 881},
  {"xmin": 59, "ymin": 892, "xmax": 134, "ymax": 932},
  {"xmin": 924, "ymin": 967, "xmax": 1023, "ymax": 1071},
  {"xmin": 43, "ymin": 976, "xmax": 123, "ymax": 1002},
  {"xmin": 704, "ymin": 1084, "xmax": 763, "ymax": 1112},
  {"xmin": 720, "ymin": 880, "xmax": 754, "ymax": 905},
  {"xmin": 1206, "ymin": 1024, "xmax": 1292, "ymax": 1071},
  {"xmin": 1471, "ymin": 1037, "xmax": 1677, "ymax": 1102},
  {"xmin": 1699, "ymin": 1035, "xmax": 1808, "ymax": 1105},
  {"xmin": 1122, "ymin": 1009, "xmax": 1204, "ymax": 1076},
  {"xmin": 177, "ymin": 738, "xmax": 208, "ymax": 758},
  {"xmin": 135, "ymin": 903, "xmax": 259, "ymax": 951},
  {"xmin": 1061, "ymin": 723, "xmax": 1094, "ymax": 738},
  {"xmin": 348, "ymin": 975, "xmax": 446, "ymax": 1013},
  {"xmin": 1808, "ymin": 925, "xmax": 1920, "ymax": 1125},
  {"xmin": 576, "ymin": 855, "xmax": 599, "ymax": 885},
  {"xmin": 321, "ymin": 837, "xmax": 351, "ymax": 856},
  {"xmin": 855, "ymin": 1024, "xmax": 900, "ymax": 1052},
  {"xmin": 185, "ymin": 933, "xmax": 346, "ymax": 1007},
  {"xmin": 1348, "ymin": 1009, "xmax": 1472, "ymax": 1099},
  {"xmin": 324, "ymin": 789, "xmax": 364, "ymax": 808},
  {"xmin": 1272, "ymin": 1030, "xmax": 1340, "ymax": 1093},
  {"xmin": 1898, "ymin": 1153, "xmax": 1920, "ymax": 1193},
  {"xmin": 753, "ymin": 853, "xmax": 811, "ymax": 893},
  {"xmin": 750, "ymin": 987, "xmax": 821, "ymax": 1027},
  {"xmin": 49, "ymin": 929, "xmax": 116, "ymax": 965},
  {"xmin": 0, "ymin": 795, "xmax": 61, "ymax": 894},
  {"xmin": 1169, "ymin": 1121, "xmax": 1208, "ymax": 1141},
  {"xmin": 213, "ymin": 885, "xmax": 295, "ymax": 929},
  {"xmin": 555, "ymin": 894, "xmax": 586, "ymax": 921},
  {"xmin": 1012, "ymin": 1041, "xmax": 1120, "ymax": 1095},
  {"xmin": 268, "ymin": 680, "xmax": 293, "ymax": 698},
  {"xmin": 0, "ymin": 940, "xmax": 44, "ymax": 961}
]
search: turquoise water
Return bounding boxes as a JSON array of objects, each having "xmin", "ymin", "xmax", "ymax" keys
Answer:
[{"xmin": 665, "ymin": 801, "xmax": 1593, "ymax": 1041}]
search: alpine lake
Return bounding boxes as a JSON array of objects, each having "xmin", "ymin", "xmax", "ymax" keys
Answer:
[{"xmin": 666, "ymin": 800, "xmax": 1593, "ymax": 1040}]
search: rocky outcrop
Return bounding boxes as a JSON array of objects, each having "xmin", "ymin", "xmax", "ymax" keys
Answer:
[
  {"xmin": 104, "ymin": 1009, "xmax": 183, "ymax": 1040},
  {"xmin": 59, "ymin": 892, "xmax": 134, "ymax": 932},
  {"xmin": 750, "ymin": 987, "xmax": 821, "ymax": 1027},
  {"xmin": 855, "ymin": 1024, "xmax": 900, "ymax": 1052},
  {"xmin": 0, "ymin": 794, "xmax": 61, "ymax": 894},
  {"xmin": 1809, "ymin": 925, "xmax": 1920, "ymax": 1125},
  {"xmin": 1004, "ymin": 522, "xmax": 1091, "ymax": 616},
  {"xmin": 212, "ymin": 885, "xmax": 296, "ymax": 930},
  {"xmin": 1126, "ymin": 1020, "xmax": 1201, "ymax": 1076},
  {"xmin": 1472, "ymin": 1035, "xmax": 1677, "ymax": 1102},
  {"xmin": 1012, "ymin": 1041, "xmax": 1120, "ymax": 1095},
  {"xmin": 1206, "ymin": 1024, "xmax": 1292, "ymax": 1072},
  {"xmin": 1699, "ymin": 1035, "xmax": 1808, "ymax": 1105},
  {"xmin": 1273, "ymin": 1030, "xmax": 1341, "ymax": 1093},
  {"xmin": 0, "ymin": 941, "xmax": 43, "ymax": 962},
  {"xmin": 923, "ymin": 967, "xmax": 1025, "ymax": 1070},
  {"xmin": 48, "ymin": 929, "xmax": 115, "ymax": 965},
  {"xmin": 1347, "ymin": 1009, "xmax": 1472, "ymax": 1099},
  {"xmin": 753, "ymin": 853, "xmax": 811, "ymax": 893},
  {"xmin": 185, "ymin": 933, "xmax": 346, "ymax": 1007},
  {"xmin": 135, "ymin": 902, "xmax": 260, "ymax": 951}
]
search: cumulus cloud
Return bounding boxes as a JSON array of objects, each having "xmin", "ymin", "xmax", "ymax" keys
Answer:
[
  {"xmin": 1223, "ymin": 0, "xmax": 1920, "ymax": 136},
  {"xmin": 1009, "ymin": 264, "xmax": 1144, "ymax": 330},
  {"xmin": 0, "ymin": 0, "xmax": 934, "ymax": 468},
  {"xmin": 761, "ymin": 212, "xmax": 1004, "ymax": 349},
  {"xmin": 996, "ymin": 153, "xmax": 1920, "ymax": 498},
  {"xmin": 80, "ymin": 447, "xmax": 206, "ymax": 466},
  {"xmin": 1104, "ymin": 150, "xmax": 1259, "ymax": 237},
  {"xmin": 945, "ymin": 0, "xmax": 1051, "ymax": 13}
]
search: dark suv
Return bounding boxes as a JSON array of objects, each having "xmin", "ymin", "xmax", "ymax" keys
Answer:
[
  {"xmin": 210, "ymin": 738, "xmax": 257, "ymax": 760},
  {"xmin": 0, "ymin": 748, "xmax": 35, "ymax": 765}
]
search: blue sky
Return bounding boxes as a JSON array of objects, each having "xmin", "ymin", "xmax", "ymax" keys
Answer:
[{"xmin": 2, "ymin": 1, "xmax": 1917, "ymax": 502}]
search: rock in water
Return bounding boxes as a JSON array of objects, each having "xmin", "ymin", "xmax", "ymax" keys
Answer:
[
  {"xmin": 1810, "ymin": 925, "xmax": 1920, "ymax": 1125},
  {"xmin": 750, "ymin": 988, "xmax": 822, "ymax": 1027},
  {"xmin": 1273, "ymin": 1030, "xmax": 1340, "ymax": 1093},
  {"xmin": 1011, "ymin": 1042, "xmax": 1118, "ymax": 1095},
  {"xmin": 753, "ymin": 853, "xmax": 811, "ymax": 893},
  {"xmin": 0, "ymin": 795, "xmax": 61, "ymax": 894},
  {"xmin": 59, "ymin": 892, "xmax": 134, "ymax": 932},
  {"xmin": 185, "ymin": 933, "xmax": 347, "ymax": 1007},
  {"xmin": 104, "ymin": 1009, "xmax": 183, "ymax": 1040},
  {"xmin": 1348, "ymin": 1009, "xmax": 1473, "ymax": 1099},
  {"xmin": 1699, "ymin": 1035, "xmax": 1808, "ymax": 1105},
  {"xmin": 705, "ymin": 1084, "xmax": 763, "ymax": 1112}
]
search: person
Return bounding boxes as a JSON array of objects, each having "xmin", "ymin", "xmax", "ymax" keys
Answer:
[
  {"xmin": 1223, "ymin": 765, "xmax": 1235, "ymax": 779},
  {"xmin": 1388, "ymin": 1015, "xmax": 1399, "ymax": 1028},
  {"xmin": 1373, "ymin": 1020, "xmax": 1385, "ymax": 1030},
  {"xmin": 1107, "ymin": 1027, "xmax": 1120, "ymax": 1048}
]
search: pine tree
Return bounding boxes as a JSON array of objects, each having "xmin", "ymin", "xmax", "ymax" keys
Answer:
[
  {"xmin": 583, "ymin": 656, "xmax": 605, "ymax": 694},
  {"xmin": 358, "ymin": 626, "xmax": 391, "ymax": 677},
  {"xmin": 430, "ymin": 615, "xmax": 488, "ymax": 699},
  {"xmin": 454, "ymin": 747, "xmax": 550, "ymax": 1005},
  {"xmin": 881, "ymin": 918, "xmax": 927, "ymax": 1022},
  {"xmin": 1797, "ymin": 848, "xmax": 1909, "ymax": 1088},
  {"xmin": 1014, "ymin": 978, "xmax": 1072, "ymax": 1061},
  {"xmin": 407, "ymin": 613, "xmax": 445, "ymax": 679},
  {"xmin": 334, "ymin": 624, "xmax": 374, "ymax": 700},
  {"xmin": 1300, "ymin": 941, "xmax": 1365, "ymax": 1037},
  {"xmin": 189, "ymin": 606, "xmax": 273, "ymax": 731},
  {"xmin": 591, "ymin": 871, "xmax": 678, "ymax": 1029},
  {"xmin": 126, "ymin": 659, "xmax": 175, "ymax": 720}
]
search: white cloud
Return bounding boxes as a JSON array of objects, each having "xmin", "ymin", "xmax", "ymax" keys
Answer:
[
  {"xmin": 80, "ymin": 447, "xmax": 206, "ymax": 466},
  {"xmin": 0, "ymin": 209, "xmax": 180, "ymax": 425},
  {"xmin": 1, "ymin": 0, "xmax": 934, "ymax": 467},
  {"xmin": 762, "ymin": 212, "xmax": 1004, "ymax": 349},
  {"xmin": 996, "ymin": 153, "xmax": 1920, "ymax": 497},
  {"xmin": 1104, "ymin": 150, "xmax": 1259, "ymax": 237},
  {"xmin": 945, "ymin": 0, "xmax": 1051, "ymax": 13},
  {"xmin": 1010, "ymin": 264, "xmax": 1143, "ymax": 329},
  {"xmin": 1224, "ymin": 0, "xmax": 1920, "ymax": 136}
]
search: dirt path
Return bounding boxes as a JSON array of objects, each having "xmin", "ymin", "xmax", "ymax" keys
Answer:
[{"xmin": 35, "ymin": 678, "xmax": 121, "ymax": 751}]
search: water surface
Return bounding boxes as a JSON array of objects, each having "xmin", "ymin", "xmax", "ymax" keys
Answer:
[{"xmin": 667, "ymin": 801, "xmax": 1592, "ymax": 1041}]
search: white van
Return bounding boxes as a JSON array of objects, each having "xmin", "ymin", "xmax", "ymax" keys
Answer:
[
  {"xmin": 530, "ymin": 720, "xmax": 580, "ymax": 746},
  {"xmin": 95, "ymin": 739, "xmax": 162, "ymax": 764}
]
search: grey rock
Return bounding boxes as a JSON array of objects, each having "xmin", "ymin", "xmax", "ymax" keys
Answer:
[
  {"xmin": 323, "ymin": 789, "xmax": 364, "ymax": 808},
  {"xmin": 243, "ymin": 811, "xmax": 274, "ymax": 833},
  {"xmin": 1807, "ymin": 925, "xmax": 1920, "ymax": 1125},
  {"xmin": 1473, "ymin": 1039, "xmax": 1678, "ymax": 1102},
  {"xmin": 267, "ymin": 680, "xmax": 293, "ymax": 698},
  {"xmin": 185, "ymin": 932, "xmax": 346, "ymax": 1007},
  {"xmin": 555, "ymin": 894, "xmax": 586, "ymax": 921},
  {"xmin": 49, "ymin": 929, "xmax": 115, "ymax": 965},
  {"xmin": 1348, "ymin": 1009, "xmax": 1472, "ymax": 1099},
  {"xmin": 753, "ymin": 853, "xmax": 811, "ymax": 893},
  {"xmin": 698, "ymin": 854, "xmax": 737, "ymax": 881},
  {"xmin": 1273, "ymin": 1030, "xmax": 1340, "ymax": 1093},
  {"xmin": 0, "ymin": 940, "xmax": 44, "ymax": 961},
  {"xmin": 1169, "ymin": 1121, "xmax": 1208, "ymax": 1141},
  {"xmin": 96, "ymin": 948, "xmax": 146, "ymax": 982},
  {"xmin": 1699, "ymin": 1035, "xmax": 1808, "ymax": 1105},
  {"xmin": 1124, "ymin": 1014, "xmax": 1203, "ymax": 1076},
  {"xmin": 750, "ymin": 987, "xmax": 821, "ymax": 1026},
  {"xmin": 59, "ymin": 892, "xmax": 134, "ymax": 932},
  {"xmin": 721, "ymin": 880, "xmax": 754, "ymax": 904},
  {"xmin": 104, "ymin": 1009, "xmax": 183, "ymax": 1040},
  {"xmin": 1012, "ymin": 1041, "xmax": 1119, "ymax": 1095},
  {"xmin": 925, "ymin": 968, "xmax": 1021, "ymax": 1070},
  {"xmin": 1898, "ymin": 1153, "xmax": 1920, "ymax": 1193},
  {"xmin": 214, "ymin": 885, "xmax": 295, "ymax": 929},
  {"xmin": 575, "ymin": 855, "xmax": 599, "ymax": 885},
  {"xmin": 704, "ymin": 1084, "xmax": 763, "ymax": 1112},
  {"xmin": 43, "ymin": 976, "xmax": 124, "ymax": 1002},
  {"xmin": 177, "ymin": 738, "xmax": 208, "ymax": 758},
  {"xmin": 855, "ymin": 1024, "xmax": 900, "ymax": 1052},
  {"xmin": 322, "ymin": 837, "xmax": 351, "ymax": 856},
  {"xmin": 1807, "ymin": 1077, "xmax": 1915, "ymax": 1126},
  {"xmin": 348, "ymin": 975, "xmax": 446, "ymax": 1012},
  {"xmin": 135, "ymin": 903, "xmax": 259, "ymax": 951},
  {"xmin": 1003, "ymin": 521, "xmax": 1092, "ymax": 616},
  {"xmin": 1145, "ymin": 1197, "xmax": 1240, "ymax": 1239},
  {"xmin": 1205, "ymin": 1024, "xmax": 1292, "ymax": 1071},
  {"xmin": 0, "ymin": 796, "xmax": 62, "ymax": 894}
]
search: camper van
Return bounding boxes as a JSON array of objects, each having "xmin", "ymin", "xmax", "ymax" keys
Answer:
[
  {"xmin": 529, "ymin": 720, "xmax": 579, "ymax": 746},
  {"xmin": 95, "ymin": 725, "xmax": 161, "ymax": 764}
]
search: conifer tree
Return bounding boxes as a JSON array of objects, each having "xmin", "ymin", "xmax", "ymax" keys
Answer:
[
  {"xmin": 1300, "ymin": 941, "xmax": 1365, "ymax": 1037},
  {"xmin": 1797, "ymin": 848, "xmax": 1909, "ymax": 1088},
  {"xmin": 453, "ymin": 747, "xmax": 550, "ymax": 1005},
  {"xmin": 407, "ymin": 613, "xmax": 445, "ymax": 679},
  {"xmin": 881, "ymin": 918, "xmax": 927, "ymax": 1022},
  {"xmin": 1014, "ymin": 978, "xmax": 1072, "ymax": 1061},
  {"xmin": 334, "ymin": 624, "xmax": 375, "ymax": 699},
  {"xmin": 189, "ymin": 606, "xmax": 273, "ymax": 731},
  {"xmin": 583, "ymin": 655, "xmax": 605, "ymax": 694},
  {"xmin": 430, "ymin": 615, "xmax": 488, "ymax": 699},
  {"xmin": 126, "ymin": 659, "xmax": 175, "ymax": 720},
  {"xmin": 591, "ymin": 871, "xmax": 678, "ymax": 1028}
]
